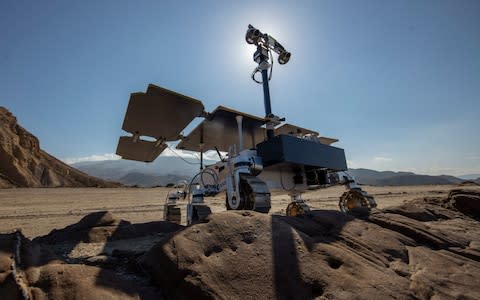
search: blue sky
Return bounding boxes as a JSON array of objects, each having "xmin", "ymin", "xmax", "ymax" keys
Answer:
[{"xmin": 1, "ymin": 0, "xmax": 479, "ymax": 176}]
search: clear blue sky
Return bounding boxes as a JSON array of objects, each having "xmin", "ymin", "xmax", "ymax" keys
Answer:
[{"xmin": 1, "ymin": 0, "xmax": 479, "ymax": 176}]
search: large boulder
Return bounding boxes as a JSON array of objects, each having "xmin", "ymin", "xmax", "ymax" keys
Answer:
[{"xmin": 143, "ymin": 191, "xmax": 480, "ymax": 300}]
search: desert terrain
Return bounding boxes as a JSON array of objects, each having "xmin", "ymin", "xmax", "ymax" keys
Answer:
[
  {"xmin": 1, "ymin": 185, "xmax": 479, "ymax": 299},
  {"xmin": 0, "ymin": 184, "xmax": 464, "ymax": 238}
]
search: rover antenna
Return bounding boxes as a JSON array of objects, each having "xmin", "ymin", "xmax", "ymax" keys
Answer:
[{"xmin": 245, "ymin": 24, "xmax": 290, "ymax": 140}]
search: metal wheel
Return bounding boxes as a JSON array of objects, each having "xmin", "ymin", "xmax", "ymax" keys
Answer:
[
  {"xmin": 241, "ymin": 178, "xmax": 256, "ymax": 210},
  {"xmin": 188, "ymin": 205, "xmax": 212, "ymax": 225},
  {"xmin": 286, "ymin": 202, "xmax": 305, "ymax": 217},
  {"xmin": 339, "ymin": 189, "xmax": 376, "ymax": 213},
  {"xmin": 225, "ymin": 176, "xmax": 270, "ymax": 213},
  {"xmin": 226, "ymin": 192, "xmax": 245, "ymax": 210},
  {"xmin": 226, "ymin": 177, "xmax": 256, "ymax": 210},
  {"xmin": 165, "ymin": 205, "xmax": 181, "ymax": 224}
]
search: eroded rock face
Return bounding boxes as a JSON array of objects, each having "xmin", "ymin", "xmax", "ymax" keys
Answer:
[
  {"xmin": 0, "ymin": 106, "xmax": 119, "ymax": 188},
  {"xmin": 143, "ymin": 191, "xmax": 480, "ymax": 300}
]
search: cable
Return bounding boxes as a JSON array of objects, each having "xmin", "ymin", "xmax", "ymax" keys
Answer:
[
  {"xmin": 192, "ymin": 152, "xmax": 201, "ymax": 160},
  {"xmin": 200, "ymin": 168, "xmax": 219, "ymax": 186},
  {"xmin": 186, "ymin": 172, "xmax": 202, "ymax": 204},
  {"xmin": 268, "ymin": 49, "xmax": 274, "ymax": 81},
  {"xmin": 167, "ymin": 145, "xmax": 200, "ymax": 165},
  {"xmin": 251, "ymin": 67, "xmax": 262, "ymax": 84},
  {"xmin": 185, "ymin": 166, "xmax": 221, "ymax": 204},
  {"xmin": 251, "ymin": 49, "xmax": 274, "ymax": 84}
]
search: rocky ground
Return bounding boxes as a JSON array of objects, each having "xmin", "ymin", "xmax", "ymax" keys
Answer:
[{"xmin": 1, "ymin": 188, "xmax": 479, "ymax": 299}]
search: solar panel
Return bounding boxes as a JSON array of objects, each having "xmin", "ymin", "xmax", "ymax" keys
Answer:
[
  {"xmin": 116, "ymin": 136, "xmax": 167, "ymax": 162},
  {"xmin": 177, "ymin": 106, "xmax": 266, "ymax": 152},
  {"xmin": 121, "ymin": 84, "xmax": 204, "ymax": 141},
  {"xmin": 274, "ymin": 124, "xmax": 338, "ymax": 145},
  {"xmin": 318, "ymin": 137, "xmax": 339, "ymax": 145},
  {"xmin": 274, "ymin": 123, "xmax": 319, "ymax": 136}
]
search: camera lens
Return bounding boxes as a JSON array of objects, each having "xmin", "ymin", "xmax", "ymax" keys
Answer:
[
  {"xmin": 246, "ymin": 27, "xmax": 261, "ymax": 44},
  {"xmin": 278, "ymin": 51, "xmax": 291, "ymax": 64}
]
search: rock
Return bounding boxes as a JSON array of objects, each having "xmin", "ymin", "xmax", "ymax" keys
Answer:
[
  {"xmin": 142, "ymin": 191, "xmax": 480, "ymax": 300},
  {"xmin": 0, "ymin": 106, "xmax": 119, "ymax": 188},
  {"xmin": 448, "ymin": 189, "xmax": 480, "ymax": 219},
  {"xmin": 0, "ymin": 228, "xmax": 165, "ymax": 299},
  {"xmin": 34, "ymin": 211, "xmax": 183, "ymax": 244},
  {"xmin": 407, "ymin": 246, "xmax": 480, "ymax": 300},
  {"xmin": 27, "ymin": 262, "xmax": 162, "ymax": 299}
]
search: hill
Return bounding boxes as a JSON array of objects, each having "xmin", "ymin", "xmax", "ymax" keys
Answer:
[
  {"xmin": 458, "ymin": 173, "xmax": 480, "ymax": 180},
  {"xmin": 73, "ymin": 155, "xmax": 216, "ymax": 187},
  {"xmin": 0, "ymin": 107, "xmax": 118, "ymax": 188},
  {"xmin": 348, "ymin": 168, "xmax": 463, "ymax": 186},
  {"xmin": 118, "ymin": 172, "xmax": 187, "ymax": 187}
]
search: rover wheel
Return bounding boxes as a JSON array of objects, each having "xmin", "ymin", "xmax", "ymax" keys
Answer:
[
  {"xmin": 165, "ymin": 205, "xmax": 181, "ymax": 224},
  {"xmin": 225, "ymin": 192, "xmax": 245, "ymax": 210},
  {"xmin": 339, "ymin": 189, "xmax": 376, "ymax": 214},
  {"xmin": 286, "ymin": 202, "xmax": 305, "ymax": 217}
]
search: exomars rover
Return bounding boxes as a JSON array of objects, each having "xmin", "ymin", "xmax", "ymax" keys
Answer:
[{"xmin": 116, "ymin": 25, "xmax": 376, "ymax": 225}]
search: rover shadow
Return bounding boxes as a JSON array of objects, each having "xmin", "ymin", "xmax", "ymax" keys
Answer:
[
  {"xmin": 25, "ymin": 211, "xmax": 183, "ymax": 298},
  {"xmin": 271, "ymin": 209, "xmax": 365, "ymax": 299}
]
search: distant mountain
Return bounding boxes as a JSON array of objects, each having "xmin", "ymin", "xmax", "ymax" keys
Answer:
[
  {"xmin": 348, "ymin": 168, "xmax": 463, "ymax": 186},
  {"xmin": 73, "ymin": 156, "xmax": 215, "ymax": 187},
  {"xmin": 0, "ymin": 107, "xmax": 118, "ymax": 188},
  {"xmin": 118, "ymin": 172, "xmax": 188, "ymax": 187},
  {"xmin": 458, "ymin": 174, "xmax": 480, "ymax": 180},
  {"xmin": 459, "ymin": 177, "xmax": 480, "ymax": 186}
]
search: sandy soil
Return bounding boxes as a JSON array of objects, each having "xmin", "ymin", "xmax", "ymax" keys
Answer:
[{"xmin": 1, "ymin": 184, "xmax": 475, "ymax": 238}]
